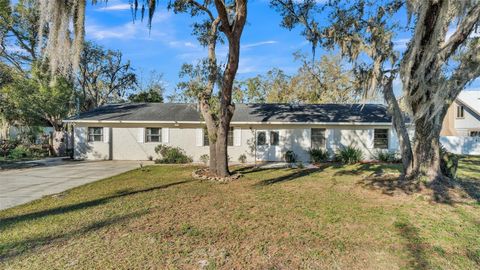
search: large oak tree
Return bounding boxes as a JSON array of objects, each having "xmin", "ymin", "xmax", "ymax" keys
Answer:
[
  {"xmin": 272, "ymin": 0, "xmax": 480, "ymax": 183},
  {"xmin": 36, "ymin": 0, "xmax": 247, "ymax": 177}
]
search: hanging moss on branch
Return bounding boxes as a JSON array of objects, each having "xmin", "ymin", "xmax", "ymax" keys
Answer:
[{"xmin": 37, "ymin": 0, "xmax": 157, "ymax": 75}]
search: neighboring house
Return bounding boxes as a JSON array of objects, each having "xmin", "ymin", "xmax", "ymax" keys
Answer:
[
  {"xmin": 441, "ymin": 91, "xmax": 480, "ymax": 137},
  {"xmin": 1, "ymin": 125, "xmax": 54, "ymax": 143},
  {"xmin": 64, "ymin": 103, "xmax": 403, "ymax": 163}
]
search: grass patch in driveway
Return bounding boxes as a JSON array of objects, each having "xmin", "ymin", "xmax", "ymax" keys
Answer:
[{"xmin": 1, "ymin": 160, "xmax": 480, "ymax": 269}]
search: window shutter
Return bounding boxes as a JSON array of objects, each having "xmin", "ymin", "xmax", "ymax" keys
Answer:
[
  {"xmin": 368, "ymin": 129, "xmax": 375, "ymax": 148},
  {"xmin": 388, "ymin": 129, "xmax": 397, "ymax": 150},
  {"xmin": 76, "ymin": 127, "xmax": 86, "ymax": 145},
  {"xmin": 234, "ymin": 128, "xmax": 241, "ymax": 146},
  {"xmin": 196, "ymin": 128, "xmax": 203, "ymax": 146},
  {"xmin": 138, "ymin": 128, "xmax": 145, "ymax": 143},
  {"xmin": 162, "ymin": 128, "xmax": 169, "ymax": 143},
  {"xmin": 103, "ymin": 127, "xmax": 110, "ymax": 143},
  {"xmin": 326, "ymin": 129, "xmax": 335, "ymax": 151}
]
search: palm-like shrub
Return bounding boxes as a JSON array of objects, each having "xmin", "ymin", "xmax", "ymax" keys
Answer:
[
  {"xmin": 309, "ymin": 148, "xmax": 329, "ymax": 163},
  {"xmin": 238, "ymin": 154, "xmax": 247, "ymax": 164},
  {"xmin": 440, "ymin": 146, "xmax": 459, "ymax": 179},
  {"xmin": 200, "ymin": 154, "xmax": 209, "ymax": 165},
  {"xmin": 284, "ymin": 150, "xmax": 297, "ymax": 163},
  {"xmin": 373, "ymin": 150, "xmax": 400, "ymax": 163},
  {"xmin": 335, "ymin": 146, "xmax": 363, "ymax": 164}
]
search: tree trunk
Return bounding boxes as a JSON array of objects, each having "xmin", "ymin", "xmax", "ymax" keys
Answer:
[
  {"xmin": 1, "ymin": 120, "xmax": 10, "ymax": 140},
  {"xmin": 382, "ymin": 78, "xmax": 414, "ymax": 178},
  {"xmin": 410, "ymin": 120, "xmax": 443, "ymax": 182},
  {"xmin": 215, "ymin": 120, "xmax": 230, "ymax": 177},
  {"xmin": 51, "ymin": 130, "xmax": 66, "ymax": 157},
  {"xmin": 209, "ymin": 141, "xmax": 217, "ymax": 175}
]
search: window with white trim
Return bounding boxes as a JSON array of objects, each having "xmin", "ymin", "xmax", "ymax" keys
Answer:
[
  {"xmin": 374, "ymin": 129, "xmax": 389, "ymax": 149},
  {"xmin": 145, "ymin": 128, "xmax": 161, "ymax": 142},
  {"xmin": 457, "ymin": 105, "xmax": 464, "ymax": 118},
  {"xmin": 88, "ymin": 127, "xmax": 103, "ymax": 142},
  {"xmin": 270, "ymin": 131, "xmax": 279, "ymax": 146},
  {"xmin": 257, "ymin": 131, "xmax": 267, "ymax": 146},
  {"xmin": 227, "ymin": 127, "xmax": 234, "ymax": 146},
  {"xmin": 311, "ymin": 128, "xmax": 326, "ymax": 149}
]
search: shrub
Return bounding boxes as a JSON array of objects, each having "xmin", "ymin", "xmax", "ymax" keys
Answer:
[
  {"xmin": 440, "ymin": 146, "xmax": 459, "ymax": 179},
  {"xmin": 238, "ymin": 154, "xmax": 247, "ymax": 164},
  {"xmin": 0, "ymin": 139, "xmax": 19, "ymax": 158},
  {"xmin": 200, "ymin": 154, "xmax": 209, "ymax": 165},
  {"xmin": 309, "ymin": 148, "xmax": 329, "ymax": 163},
  {"xmin": 284, "ymin": 150, "xmax": 297, "ymax": 163},
  {"xmin": 373, "ymin": 150, "xmax": 400, "ymax": 163},
  {"xmin": 28, "ymin": 145, "xmax": 49, "ymax": 158},
  {"xmin": 335, "ymin": 146, "xmax": 363, "ymax": 164},
  {"xmin": 8, "ymin": 145, "xmax": 32, "ymax": 160},
  {"xmin": 154, "ymin": 144, "xmax": 193, "ymax": 164}
]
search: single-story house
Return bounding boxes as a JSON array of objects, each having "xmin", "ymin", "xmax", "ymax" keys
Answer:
[{"xmin": 64, "ymin": 103, "xmax": 403, "ymax": 163}]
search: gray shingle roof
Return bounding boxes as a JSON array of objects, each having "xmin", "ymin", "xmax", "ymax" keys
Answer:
[{"xmin": 67, "ymin": 103, "xmax": 392, "ymax": 123}]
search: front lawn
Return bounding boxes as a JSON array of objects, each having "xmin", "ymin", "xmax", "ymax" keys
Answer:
[{"xmin": 1, "ymin": 158, "xmax": 479, "ymax": 269}]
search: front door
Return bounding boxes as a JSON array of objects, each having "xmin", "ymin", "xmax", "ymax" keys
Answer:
[{"xmin": 255, "ymin": 130, "xmax": 281, "ymax": 161}]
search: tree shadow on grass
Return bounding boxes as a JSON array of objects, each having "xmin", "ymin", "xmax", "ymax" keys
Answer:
[
  {"xmin": 0, "ymin": 210, "xmax": 149, "ymax": 262},
  {"xmin": 455, "ymin": 178, "xmax": 480, "ymax": 202},
  {"xmin": 333, "ymin": 163, "xmax": 387, "ymax": 177},
  {"xmin": 360, "ymin": 174, "xmax": 480, "ymax": 205},
  {"xmin": 358, "ymin": 175, "xmax": 422, "ymax": 196},
  {"xmin": 394, "ymin": 220, "xmax": 430, "ymax": 270},
  {"xmin": 0, "ymin": 180, "xmax": 193, "ymax": 229},
  {"xmin": 254, "ymin": 167, "xmax": 326, "ymax": 186},
  {"xmin": 231, "ymin": 165, "xmax": 278, "ymax": 175}
]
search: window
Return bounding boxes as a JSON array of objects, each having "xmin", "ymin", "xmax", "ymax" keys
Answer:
[
  {"xmin": 470, "ymin": 131, "xmax": 480, "ymax": 137},
  {"xmin": 203, "ymin": 127, "xmax": 233, "ymax": 146},
  {"xmin": 374, "ymin": 129, "xmax": 389, "ymax": 149},
  {"xmin": 146, "ymin": 128, "xmax": 161, "ymax": 142},
  {"xmin": 227, "ymin": 127, "xmax": 234, "ymax": 146},
  {"xmin": 88, "ymin": 127, "xmax": 103, "ymax": 142},
  {"xmin": 457, "ymin": 105, "xmax": 464, "ymax": 118},
  {"xmin": 311, "ymin": 128, "xmax": 326, "ymax": 149},
  {"xmin": 257, "ymin": 131, "xmax": 267, "ymax": 146},
  {"xmin": 270, "ymin": 131, "xmax": 280, "ymax": 146}
]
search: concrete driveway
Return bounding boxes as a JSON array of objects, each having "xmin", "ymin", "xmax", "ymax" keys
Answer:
[{"xmin": 0, "ymin": 160, "xmax": 145, "ymax": 210}]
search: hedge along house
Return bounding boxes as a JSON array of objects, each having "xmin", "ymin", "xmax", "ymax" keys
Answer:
[{"xmin": 64, "ymin": 103, "xmax": 402, "ymax": 163}]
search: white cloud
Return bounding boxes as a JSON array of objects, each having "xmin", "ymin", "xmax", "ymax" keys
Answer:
[
  {"xmin": 168, "ymin": 41, "xmax": 197, "ymax": 49},
  {"xmin": 87, "ymin": 22, "xmax": 140, "ymax": 40},
  {"xmin": 96, "ymin": 4, "xmax": 131, "ymax": 11},
  {"xmin": 85, "ymin": 11, "xmax": 171, "ymax": 40},
  {"xmin": 243, "ymin": 40, "xmax": 277, "ymax": 49}
]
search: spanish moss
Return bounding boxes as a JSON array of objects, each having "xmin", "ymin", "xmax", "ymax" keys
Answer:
[{"xmin": 37, "ymin": 0, "xmax": 157, "ymax": 76}]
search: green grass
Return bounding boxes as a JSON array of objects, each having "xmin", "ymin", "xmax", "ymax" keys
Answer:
[{"xmin": 1, "ymin": 159, "xmax": 480, "ymax": 269}]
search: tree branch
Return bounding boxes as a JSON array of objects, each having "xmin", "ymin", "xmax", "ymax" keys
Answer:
[
  {"xmin": 188, "ymin": 0, "xmax": 215, "ymax": 22},
  {"xmin": 214, "ymin": 0, "xmax": 232, "ymax": 34},
  {"xmin": 439, "ymin": 3, "xmax": 480, "ymax": 62}
]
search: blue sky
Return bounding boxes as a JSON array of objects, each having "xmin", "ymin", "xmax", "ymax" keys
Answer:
[{"xmin": 85, "ymin": 0, "xmax": 479, "ymax": 97}]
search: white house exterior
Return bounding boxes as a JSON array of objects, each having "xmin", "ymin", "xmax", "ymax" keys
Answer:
[
  {"xmin": 441, "ymin": 91, "xmax": 480, "ymax": 137},
  {"xmin": 65, "ymin": 103, "xmax": 402, "ymax": 163}
]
